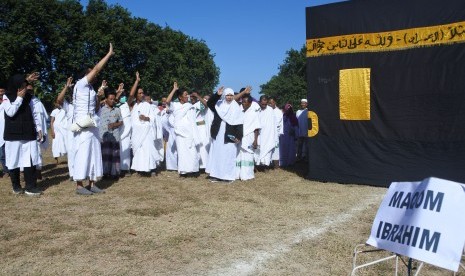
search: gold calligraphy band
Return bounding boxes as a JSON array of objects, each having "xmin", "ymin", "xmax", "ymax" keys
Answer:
[{"xmin": 307, "ymin": 21, "xmax": 465, "ymax": 57}]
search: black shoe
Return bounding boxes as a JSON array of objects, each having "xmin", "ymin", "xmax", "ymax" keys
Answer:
[{"xmin": 25, "ymin": 188, "xmax": 43, "ymax": 196}]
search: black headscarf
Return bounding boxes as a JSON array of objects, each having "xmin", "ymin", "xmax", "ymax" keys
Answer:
[
  {"xmin": 6, "ymin": 74, "xmax": 32, "ymax": 103},
  {"xmin": 6, "ymin": 74, "xmax": 26, "ymax": 102}
]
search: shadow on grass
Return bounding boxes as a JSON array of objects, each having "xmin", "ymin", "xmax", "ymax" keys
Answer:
[
  {"xmin": 39, "ymin": 174, "xmax": 72, "ymax": 191},
  {"xmin": 281, "ymin": 160, "xmax": 309, "ymax": 179},
  {"xmin": 36, "ymin": 163, "xmax": 70, "ymax": 191},
  {"xmin": 42, "ymin": 166, "xmax": 69, "ymax": 179},
  {"xmin": 97, "ymin": 178, "xmax": 119, "ymax": 189},
  {"xmin": 41, "ymin": 163, "xmax": 59, "ymax": 172},
  {"xmin": 39, "ymin": 162, "xmax": 120, "ymax": 190},
  {"xmin": 39, "ymin": 175, "xmax": 119, "ymax": 191}
]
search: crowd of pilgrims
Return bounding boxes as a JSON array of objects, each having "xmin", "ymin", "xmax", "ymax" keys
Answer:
[{"xmin": 0, "ymin": 44, "xmax": 309, "ymax": 196}]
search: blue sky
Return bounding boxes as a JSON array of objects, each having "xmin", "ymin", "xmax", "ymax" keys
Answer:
[{"xmin": 80, "ymin": 0, "xmax": 345, "ymax": 96}]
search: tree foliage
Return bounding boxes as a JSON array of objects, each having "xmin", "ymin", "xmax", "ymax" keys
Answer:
[
  {"xmin": 260, "ymin": 46, "xmax": 307, "ymax": 108},
  {"xmin": 0, "ymin": 0, "xmax": 219, "ymax": 110}
]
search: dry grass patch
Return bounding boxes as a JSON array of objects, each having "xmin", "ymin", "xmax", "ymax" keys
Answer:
[{"xmin": 1, "ymin": 151, "xmax": 463, "ymax": 275}]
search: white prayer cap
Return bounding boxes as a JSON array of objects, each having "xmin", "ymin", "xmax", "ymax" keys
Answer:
[
  {"xmin": 224, "ymin": 88, "xmax": 234, "ymax": 96},
  {"xmin": 301, "ymin": 99, "xmax": 308, "ymax": 103}
]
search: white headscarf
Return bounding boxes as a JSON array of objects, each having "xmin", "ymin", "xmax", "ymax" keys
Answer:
[{"xmin": 215, "ymin": 88, "xmax": 244, "ymax": 125}]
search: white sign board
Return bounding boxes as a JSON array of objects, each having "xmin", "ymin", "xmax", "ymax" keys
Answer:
[{"xmin": 367, "ymin": 177, "xmax": 465, "ymax": 271}]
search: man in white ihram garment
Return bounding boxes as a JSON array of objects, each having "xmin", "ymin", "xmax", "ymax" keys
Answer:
[
  {"xmin": 254, "ymin": 95, "xmax": 277, "ymax": 169},
  {"xmin": 71, "ymin": 43, "xmax": 114, "ymax": 195},
  {"xmin": 162, "ymin": 106, "xmax": 178, "ymax": 171},
  {"xmin": 26, "ymin": 84, "xmax": 49, "ymax": 180},
  {"xmin": 166, "ymin": 82, "xmax": 200, "ymax": 177},
  {"xmin": 50, "ymin": 102, "xmax": 68, "ymax": 163},
  {"xmin": 145, "ymin": 95, "xmax": 164, "ymax": 169},
  {"xmin": 56, "ymin": 77, "xmax": 75, "ymax": 179},
  {"xmin": 128, "ymin": 72, "xmax": 158, "ymax": 176},
  {"xmin": 236, "ymin": 92, "xmax": 259, "ymax": 181},
  {"xmin": 191, "ymin": 92, "xmax": 211, "ymax": 170},
  {"xmin": 156, "ymin": 101, "xmax": 167, "ymax": 168},
  {"xmin": 118, "ymin": 92, "xmax": 132, "ymax": 175},
  {"xmin": 269, "ymin": 96, "xmax": 283, "ymax": 169},
  {"xmin": 202, "ymin": 94, "xmax": 214, "ymax": 171}
]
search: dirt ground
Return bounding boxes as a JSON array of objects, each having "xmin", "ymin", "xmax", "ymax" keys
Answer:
[{"xmin": 0, "ymin": 150, "xmax": 463, "ymax": 275}]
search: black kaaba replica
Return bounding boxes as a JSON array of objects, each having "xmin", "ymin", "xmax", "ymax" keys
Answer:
[{"xmin": 305, "ymin": 0, "xmax": 465, "ymax": 186}]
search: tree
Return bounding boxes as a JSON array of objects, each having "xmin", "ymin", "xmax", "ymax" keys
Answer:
[
  {"xmin": 0, "ymin": 0, "xmax": 219, "ymax": 110},
  {"xmin": 260, "ymin": 46, "xmax": 307, "ymax": 108}
]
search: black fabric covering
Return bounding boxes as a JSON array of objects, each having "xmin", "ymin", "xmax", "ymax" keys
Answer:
[{"xmin": 306, "ymin": 0, "xmax": 465, "ymax": 186}]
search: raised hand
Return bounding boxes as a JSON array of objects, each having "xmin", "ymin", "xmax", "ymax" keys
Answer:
[
  {"xmin": 17, "ymin": 87, "xmax": 26, "ymax": 98},
  {"xmin": 26, "ymin": 72, "xmax": 39, "ymax": 83},
  {"xmin": 117, "ymin": 83, "xmax": 124, "ymax": 92},
  {"xmin": 136, "ymin": 71, "xmax": 140, "ymax": 82},
  {"xmin": 98, "ymin": 80, "xmax": 107, "ymax": 97},
  {"xmin": 66, "ymin": 77, "xmax": 74, "ymax": 88},
  {"xmin": 217, "ymin": 86, "xmax": 224, "ymax": 95},
  {"xmin": 108, "ymin": 43, "xmax": 115, "ymax": 56}
]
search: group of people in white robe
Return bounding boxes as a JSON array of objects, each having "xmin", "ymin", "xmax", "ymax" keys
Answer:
[
  {"xmin": 2, "ymin": 43, "xmax": 310, "ymax": 195},
  {"xmin": 49, "ymin": 75, "xmax": 307, "ymax": 186}
]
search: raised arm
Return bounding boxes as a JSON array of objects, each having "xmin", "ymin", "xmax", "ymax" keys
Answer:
[
  {"xmin": 86, "ymin": 43, "xmax": 114, "ymax": 84},
  {"xmin": 56, "ymin": 77, "xmax": 73, "ymax": 106},
  {"xmin": 26, "ymin": 72, "xmax": 40, "ymax": 83},
  {"xmin": 165, "ymin": 81, "xmax": 178, "ymax": 105},
  {"xmin": 97, "ymin": 79, "xmax": 107, "ymax": 100},
  {"xmin": 234, "ymin": 86, "xmax": 252, "ymax": 101},
  {"xmin": 217, "ymin": 86, "xmax": 224, "ymax": 96},
  {"xmin": 116, "ymin": 82, "xmax": 124, "ymax": 100},
  {"xmin": 207, "ymin": 86, "xmax": 223, "ymax": 111},
  {"xmin": 127, "ymin": 71, "xmax": 140, "ymax": 107},
  {"xmin": 191, "ymin": 92, "xmax": 207, "ymax": 107}
]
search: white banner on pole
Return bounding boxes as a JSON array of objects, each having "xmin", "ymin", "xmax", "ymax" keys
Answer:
[{"xmin": 366, "ymin": 177, "xmax": 465, "ymax": 272}]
